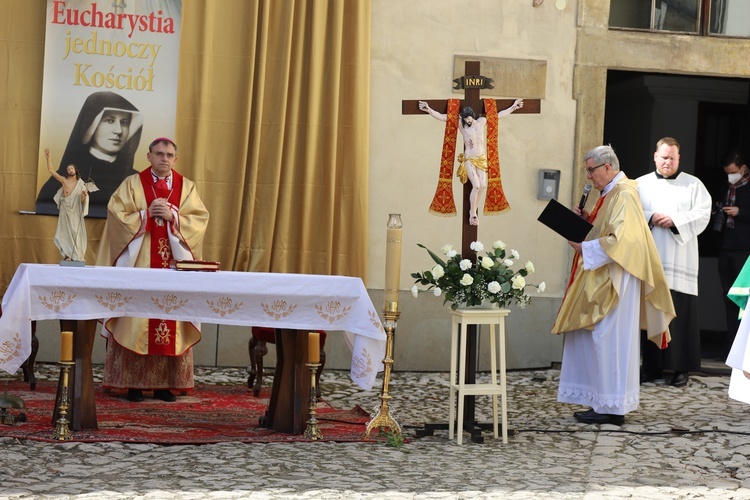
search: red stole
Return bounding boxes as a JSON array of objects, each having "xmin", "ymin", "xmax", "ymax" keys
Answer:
[
  {"xmin": 562, "ymin": 194, "xmax": 605, "ymax": 300},
  {"xmin": 139, "ymin": 168, "xmax": 184, "ymax": 356}
]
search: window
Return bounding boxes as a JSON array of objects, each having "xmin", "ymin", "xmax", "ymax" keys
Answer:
[
  {"xmin": 710, "ymin": 0, "xmax": 750, "ymax": 36},
  {"xmin": 609, "ymin": 0, "xmax": 750, "ymax": 37}
]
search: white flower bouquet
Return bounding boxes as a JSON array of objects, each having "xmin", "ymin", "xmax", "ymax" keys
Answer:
[{"xmin": 410, "ymin": 240, "xmax": 545, "ymax": 310}]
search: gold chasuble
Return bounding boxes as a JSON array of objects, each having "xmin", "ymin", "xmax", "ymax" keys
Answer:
[
  {"xmin": 97, "ymin": 168, "xmax": 209, "ymax": 357},
  {"xmin": 552, "ymin": 179, "xmax": 675, "ymax": 346}
]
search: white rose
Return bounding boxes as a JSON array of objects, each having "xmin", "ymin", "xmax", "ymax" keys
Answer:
[
  {"xmin": 441, "ymin": 244, "xmax": 454, "ymax": 255},
  {"xmin": 411, "ymin": 285, "xmax": 419, "ymax": 298},
  {"xmin": 511, "ymin": 275, "xmax": 526, "ymax": 290},
  {"xmin": 525, "ymin": 261, "xmax": 535, "ymax": 274},
  {"xmin": 431, "ymin": 264, "xmax": 445, "ymax": 278},
  {"xmin": 493, "ymin": 240, "xmax": 506, "ymax": 250},
  {"xmin": 504, "ymin": 259, "xmax": 514, "ymax": 267},
  {"xmin": 459, "ymin": 259, "xmax": 472, "ymax": 271},
  {"xmin": 481, "ymin": 256, "xmax": 494, "ymax": 269},
  {"xmin": 487, "ymin": 281, "xmax": 501, "ymax": 294},
  {"xmin": 538, "ymin": 281, "xmax": 546, "ymax": 293},
  {"xmin": 460, "ymin": 274, "xmax": 474, "ymax": 286},
  {"xmin": 446, "ymin": 249, "xmax": 458, "ymax": 258},
  {"xmin": 470, "ymin": 241, "xmax": 484, "ymax": 252},
  {"xmin": 434, "ymin": 287, "xmax": 442, "ymax": 297},
  {"xmin": 511, "ymin": 249, "xmax": 520, "ymax": 259}
]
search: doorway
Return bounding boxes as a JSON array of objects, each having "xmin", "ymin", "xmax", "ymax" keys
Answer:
[{"xmin": 603, "ymin": 69, "xmax": 750, "ymax": 363}]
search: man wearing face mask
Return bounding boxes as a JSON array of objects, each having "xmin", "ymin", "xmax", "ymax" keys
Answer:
[
  {"xmin": 717, "ymin": 148, "xmax": 750, "ymax": 357},
  {"xmin": 636, "ymin": 137, "xmax": 711, "ymax": 387}
]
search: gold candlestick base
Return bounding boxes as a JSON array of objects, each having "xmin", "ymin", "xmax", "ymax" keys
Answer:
[
  {"xmin": 365, "ymin": 302, "xmax": 402, "ymax": 440},
  {"xmin": 52, "ymin": 361, "xmax": 74, "ymax": 441},
  {"xmin": 304, "ymin": 362, "xmax": 323, "ymax": 440}
]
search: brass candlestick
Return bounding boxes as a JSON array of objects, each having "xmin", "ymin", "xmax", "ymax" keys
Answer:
[
  {"xmin": 304, "ymin": 362, "xmax": 323, "ymax": 440},
  {"xmin": 365, "ymin": 301, "xmax": 402, "ymax": 440},
  {"xmin": 52, "ymin": 361, "xmax": 74, "ymax": 441}
]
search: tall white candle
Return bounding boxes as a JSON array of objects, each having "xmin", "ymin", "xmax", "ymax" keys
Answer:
[{"xmin": 384, "ymin": 214, "xmax": 403, "ymax": 303}]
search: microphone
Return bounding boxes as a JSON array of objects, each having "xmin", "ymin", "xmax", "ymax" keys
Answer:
[{"xmin": 578, "ymin": 184, "xmax": 592, "ymax": 216}]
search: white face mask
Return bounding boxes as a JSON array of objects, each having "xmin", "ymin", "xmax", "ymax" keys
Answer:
[{"xmin": 728, "ymin": 173, "xmax": 743, "ymax": 184}]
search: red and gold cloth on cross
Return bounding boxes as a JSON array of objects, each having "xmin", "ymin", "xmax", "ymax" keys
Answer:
[
  {"xmin": 551, "ymin": 178, "xmax": 674, "ymax": 348},
  {"xmin": 428, "ymin": 98, "xmax": 510, "ymax": 216},
  {"xmin": 97, "ymin": 167, "xmax": 209, "ymax": 358},
  {"xmin": 428, "ymin": 99, "xmax": 460, "ymax": 216}
]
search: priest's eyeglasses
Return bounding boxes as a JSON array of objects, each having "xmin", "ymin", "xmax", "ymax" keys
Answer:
[{"xmin": 584, "ymin": 163, "xmax": 607, "ymax": 175}]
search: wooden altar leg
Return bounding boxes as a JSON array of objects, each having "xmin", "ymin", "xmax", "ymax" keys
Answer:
[
  {"xmin": 21, "ymin": 321, "xmax": 38, "ymax": 390},
  {"xmin": 264, "ymin": 329, "xmax": 311, "ymax": 434},
  {"xmin": 52, "ymin": 319, "xmax": 98, "ymax": 430}
]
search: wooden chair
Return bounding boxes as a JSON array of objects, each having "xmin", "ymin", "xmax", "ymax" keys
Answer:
[{"xmin": 248, "ymin": 327, "xmax": 327, "ymax": 398}]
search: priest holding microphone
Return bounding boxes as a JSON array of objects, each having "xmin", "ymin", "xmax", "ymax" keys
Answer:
[{"xmin": 552, "ymin": 145, "xmax": 675, "ymax": 425}]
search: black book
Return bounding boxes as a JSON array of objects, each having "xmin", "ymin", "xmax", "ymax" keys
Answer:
[{"xmin": 537, "ymin": 198, "xmax": 593, "ymax": 243}]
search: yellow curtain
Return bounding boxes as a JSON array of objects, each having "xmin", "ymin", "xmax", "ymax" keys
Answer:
[{"xmin": 0, "ymin": 0, "xmax": 371, "ymax": 296}]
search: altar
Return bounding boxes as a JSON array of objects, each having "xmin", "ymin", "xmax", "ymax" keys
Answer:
[{"xmin": 0, "ymin": 264, "xmax": 387, "ymax": 431}]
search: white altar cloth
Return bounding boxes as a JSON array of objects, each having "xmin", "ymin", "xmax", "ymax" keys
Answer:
[{"xmin": 0, "ymin": 264, "xmax": 386, "ymax": 389}]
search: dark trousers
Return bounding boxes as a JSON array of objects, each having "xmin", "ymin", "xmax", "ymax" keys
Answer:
[
  {"xmin": 718, "ymin": 249, "xmax": 750, "ymax": 356},
  {"xmin": 641, "ymin": 290, "xmax": 701, "ymax": 374}
]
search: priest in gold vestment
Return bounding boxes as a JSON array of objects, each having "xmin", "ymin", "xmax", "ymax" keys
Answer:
[
  {"xmin": 552, "ymin": 145, "xmax": 675, "ymax": 425},
  {"xmin": 96, "ymin": 137, "xmax": 209, "ymax": 402}
]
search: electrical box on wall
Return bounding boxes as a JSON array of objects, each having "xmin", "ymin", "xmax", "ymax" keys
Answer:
[{"xmin": 538, "ymin": 169, "xmax": 560, "ymax": 200}]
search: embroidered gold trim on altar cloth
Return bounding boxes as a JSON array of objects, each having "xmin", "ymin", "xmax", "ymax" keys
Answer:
[
  {"xmin": 315, "ymin": 300, "xmax": 352, "ymax": 324},
  {"xmin": 261, "ymin": 299, "xmax": 297, "ymax": 320},
  {"xmin": 96, "ymin": 291, "xmax": 134, "ymax": 311},
  {"xmin": 0, "ymin": 333, "xmax": 22, "ymax": 365},
  {"xmin": 206, "ymin": 297, "xmax": 243, "ymax": 317},
  {"xmin": 38, "ymin": 289, "xmax": 76, "ymax": 312}
]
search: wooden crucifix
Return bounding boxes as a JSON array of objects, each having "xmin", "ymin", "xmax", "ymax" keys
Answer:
[
  {"xmin": 402, "ymin": 60, "xmax": 541, "ymax": 253},
  {"xmin": 403, "ymin": 60, "xmax": 541, "ymax": 442}
]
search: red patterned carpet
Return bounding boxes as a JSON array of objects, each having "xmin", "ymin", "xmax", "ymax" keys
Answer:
[{"xmin": 0, "ymin": 380, "xmax": 372, "ymax": 444}]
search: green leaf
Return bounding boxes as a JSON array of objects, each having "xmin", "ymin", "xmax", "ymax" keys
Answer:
[{"xmin": 417, "ymin": 243, "xmax": 448, "ymax": 267}]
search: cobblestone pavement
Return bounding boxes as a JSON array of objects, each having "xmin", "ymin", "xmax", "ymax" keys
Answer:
[{"xmin": 2, "ymin": 363, "xmax": 750, "ymax": 499}]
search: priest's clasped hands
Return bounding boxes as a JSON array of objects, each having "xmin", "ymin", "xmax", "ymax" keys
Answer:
[{"xmin": 149, "ymin": 198, "xmax": 174, "ymax": 223}]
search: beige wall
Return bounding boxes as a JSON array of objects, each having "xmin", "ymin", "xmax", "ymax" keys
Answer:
[{"xmin": 366, "ymin": 0, "xmax": 580, "ymax": 371}]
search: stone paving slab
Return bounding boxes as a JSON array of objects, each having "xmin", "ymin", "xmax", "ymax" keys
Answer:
[{"xmin": 1, "ymin": 364, "xmax": 749, "ymax": 499}]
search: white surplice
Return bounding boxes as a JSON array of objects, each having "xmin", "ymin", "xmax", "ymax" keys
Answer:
[{"xmin": 635, "ymin": 171, "xmax": 711, "ymax": 296}]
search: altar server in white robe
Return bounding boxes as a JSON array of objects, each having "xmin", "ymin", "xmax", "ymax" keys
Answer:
[
  {"xmin": 636, "ymin": 137, "xmax": 711, "ymax": 387},
  {"xmin": 552, "ymin": 145, "xmax": 675, "ymax": 425}
]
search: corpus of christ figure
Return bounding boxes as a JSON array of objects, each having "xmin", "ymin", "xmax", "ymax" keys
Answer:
[{"xmin": 418, "ymin": 98, "xmax": 523, "ymax": 226}]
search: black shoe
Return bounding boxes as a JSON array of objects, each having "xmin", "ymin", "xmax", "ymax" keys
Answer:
[
  {"xmin": 127, "ymin": 389, "xmax": 144, "ymax": 402},
  {"xmin": 573, "ymin": 408, "xmax": 597, "ymax": 419},
  {"xmin": 153, "ymin": 389, "xmax": 177, "ymax": 402},
  {"xmin": 640, "ymin": 370, "xmax": 661, "ymax": 384},
  {"xmin": 670, "ymin": 372, "xmax": 689, "ymax": 387},
  {"xmin": 573, "ymin": 409, "xmax": 624, "ymax": 426}
]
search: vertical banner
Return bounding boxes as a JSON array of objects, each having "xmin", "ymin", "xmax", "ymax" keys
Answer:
[{"xmin": 35, "ymin": 0, "xmax": 182, "ymax": 218}]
